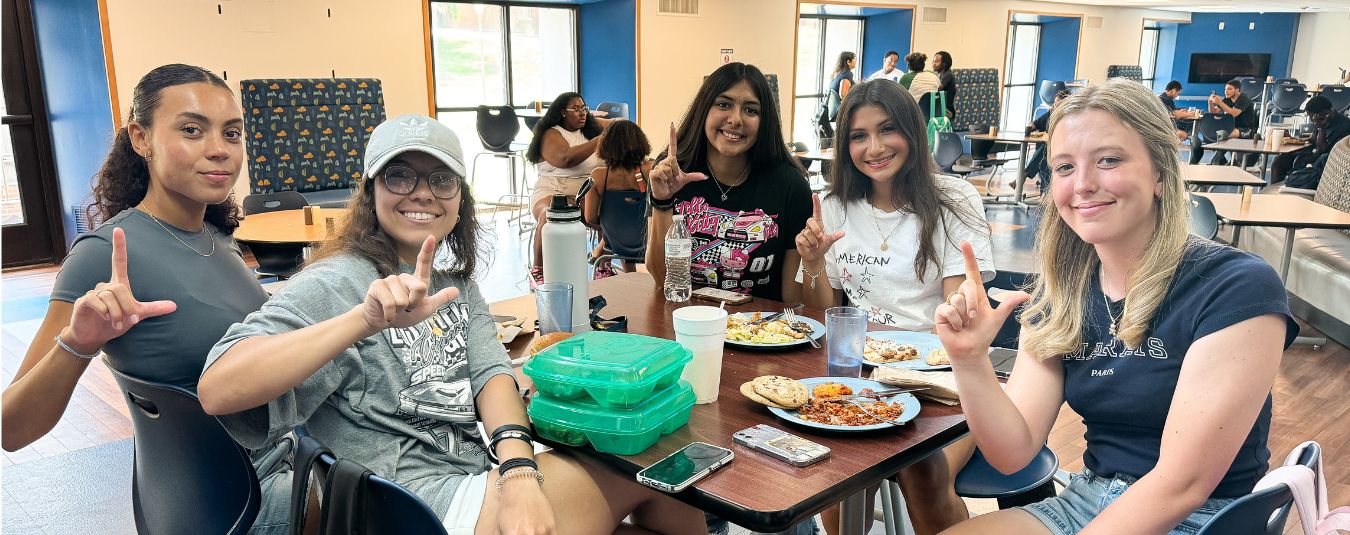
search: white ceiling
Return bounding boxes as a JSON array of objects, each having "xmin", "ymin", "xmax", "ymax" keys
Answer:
[{"xmin": 1031, "ymin": 0, "xmax": 1350, "ymax": 12}]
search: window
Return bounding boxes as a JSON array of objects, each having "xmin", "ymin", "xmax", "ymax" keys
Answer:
[
  {"xmin": 1001, "ymin": 22, "xmax": 1041, "ymax": 132},
  {"xmin": 1140, "ymin": 26, "xmax": 1160, "ymax": 91},
  {"xmin": 429, "ymin": 2, "xmax": 578, "ymax": 202},
  {"xmin": 792, "ymin": 15, "xmax": 863, "ymax": 150}
]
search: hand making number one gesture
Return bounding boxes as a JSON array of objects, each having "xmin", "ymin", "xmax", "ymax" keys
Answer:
[
  {"xmin": 934, "ymin": 241, "xmax": 1031, "ymax": 362},
  {"xmin": 795, "ymin": 193, "xmax": 846, "ymax": 263},
  {"xmin": 647, "ymin": 123, "xmax": 708, "ymax": 202},
  {"xmin": 65, "ymin": 228, "xmax": 178, "ymax": 355},
  {"xmin": 360, "ymin": 235, "xmax": 461, "ymax": 334}
]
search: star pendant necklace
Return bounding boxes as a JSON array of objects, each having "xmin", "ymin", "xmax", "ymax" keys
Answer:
[{"xmin": 709, "ymin": 164, "xmax": 750, "ymax": 201}]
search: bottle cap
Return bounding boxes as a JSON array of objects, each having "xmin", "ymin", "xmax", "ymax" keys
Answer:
[
  {"xmin": 547, "ymin": 194, "xmax": 580, "ymax": 222},
  {"xmin": 672, "ymin": 214, "xmax": 684, "ymax": 222}
]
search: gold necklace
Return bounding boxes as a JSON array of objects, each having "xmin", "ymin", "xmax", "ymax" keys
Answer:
[
  {"xmin": 139, "ymin": 207, "xmax": 216, "ymax": 257},
  {"xmin": 869, "ymin": 205, "xmax": 905, "ymax": 252},
  {"xmin": 1100, "ymin": 268, "xmax": 1121, "ymax": 338}
]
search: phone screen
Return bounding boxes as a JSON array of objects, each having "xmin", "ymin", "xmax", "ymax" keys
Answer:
[{"xmin": 641, "ymin": 443, "xmax": 731, "ymax": 488}]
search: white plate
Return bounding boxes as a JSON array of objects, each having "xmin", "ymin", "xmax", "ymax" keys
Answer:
[
  {"xmin": 862, "ymin": 331, "xmax": 951, "ymax": 371},
  {"xmin": 724, "ymin": 312, "xmax": 826, "ymax": 349},
  {"xmin": 767, "ymin": 377, "xmax": 921, "ymax": 431}
]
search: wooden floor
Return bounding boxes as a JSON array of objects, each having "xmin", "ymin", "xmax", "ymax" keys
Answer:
[{"xmin": 1, "ymin": 207, "xmax": 1345, "ymax": 534}]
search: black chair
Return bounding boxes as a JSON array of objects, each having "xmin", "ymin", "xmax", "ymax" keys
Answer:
[
  {"xmin": 109, "ymin": 368, "xmax": 260, "ymax": 535},
  {"xmin": 954, "ymin": 446, "xmax": 1061, "ymax": 509},
  {"xmin": 1195, "ymin": 442, "xmax": 1320, "ymax": 535},
  {"xmin": 291, "ymin": 433, "xmax": 448, "ymax": 535},
  {"xmin": 935, "ymin": 132, "xmax": 1007, "ymax": 200},
  {"xmin": 1038, "ymin": 80, "xmax": 1066, "ymax": 107},
  {"xmin": 1193, "ymin": 113, "xmax": 1237, "ymax": 164},
  {"xmin": 1269, "ymin": 83, "xmax": 1309, "ymax": 118},
  {"xmin": 1187, "ymin": 193, "xmax": 1220, "ymax": 240},
  {"xmin": 1321, "ymin": 85, "xmax": 1350, "ymax": 114},
  {"xmin": 985, "ymin": 270, "xmax": 1032, "ymax": 349},
  {"xmin": 240, "ymin": 191, "xmax": 310, "ymax": 279},
  {"xmin": 1238, "ymin": 77, "xmax": 1264, "ymax": 102},
  {"xmin": 590, "ymin": 189, "xmax": 648, "ymax": 273},
  {"xmin": 472, "ymin": 105, "xmax": 528, "ymax": 196},
  {"xmin": 596, "ymin": 101, "xmax": 629, "ymax": 120}
]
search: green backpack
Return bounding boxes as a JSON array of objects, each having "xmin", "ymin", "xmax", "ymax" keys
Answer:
[{"xmin": 926, "ymin": 91, "xmax": 952, "ymax": 149}]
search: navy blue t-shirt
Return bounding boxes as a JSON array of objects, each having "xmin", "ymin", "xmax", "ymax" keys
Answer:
[{"xmin": 1062, "ymin": 238, "xmax": 1298, "ymax": 498}]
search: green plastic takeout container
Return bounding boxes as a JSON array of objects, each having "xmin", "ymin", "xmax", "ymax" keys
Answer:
[
  {"xmin": 529, "ymin": 380, "xmax": 696, "ymax": 455},
  {"xmin": 522, "ymin": 331, "xmax": 693, "ymax": 408}
]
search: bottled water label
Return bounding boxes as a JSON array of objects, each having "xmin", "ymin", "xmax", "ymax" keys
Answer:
[{"xmin": 664, "ymin": 238, "xmax": 692, "ymax": 302}]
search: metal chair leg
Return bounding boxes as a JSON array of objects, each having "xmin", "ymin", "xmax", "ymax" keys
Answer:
[{"xmin": 879, "ymin": 480, "xmax": 898, "ymax": 535}]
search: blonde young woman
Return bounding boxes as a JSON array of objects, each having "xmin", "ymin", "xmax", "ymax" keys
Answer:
[{"xmin": 934, "ymin": 79, "xmax": 1298, "ymax": 534}]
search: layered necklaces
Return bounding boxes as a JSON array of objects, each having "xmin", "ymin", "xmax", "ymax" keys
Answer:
[
  {"xmin": 870, "ymin": 204, "xmax": 905, "ymax": 252},
  {"xmin": 139, "ymin": 206, "xmax": 216, "ymax": 257},
  {"xmin": 1100, "ymin": 267, "xmax": 1121, "ymax": 338},
  {"xmin": 708, "ymin": 164, "xmax": 750, "ymax": 201}
]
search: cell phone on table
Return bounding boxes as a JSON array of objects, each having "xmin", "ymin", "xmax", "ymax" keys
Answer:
[
  {"xmin": 691, "ymin": 287, "xmax": 752, "ymax": 305},
  {"xmin": 635, "ymin": 442, "xmax": 734, "ymax": 493},
  {"xmin": 733, "ymin": 425, "xmax": 830, "ymax": 467}
]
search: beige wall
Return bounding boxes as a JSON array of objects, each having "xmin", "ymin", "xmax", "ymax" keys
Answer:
[
  {"xmin": 103, "ymin": 0, "xmax": 431, "ymax": 198},
  {"xmin": 1291, "ymin": 12, "xmax": 1350, "ymax": 85}
]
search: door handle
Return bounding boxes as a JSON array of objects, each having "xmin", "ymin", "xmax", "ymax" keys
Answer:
[{"xmin": 1, "ymin": 115, "xmax": 33, "ymax": 126}]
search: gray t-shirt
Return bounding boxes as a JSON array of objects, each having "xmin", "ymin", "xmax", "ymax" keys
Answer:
[
  {"xmin": 204, "ymin": 252, "xmax": 514, "ymax": 520},
  {"xmin": 51, "ymin": 208, "xmax": 267, "ymax": 389}
]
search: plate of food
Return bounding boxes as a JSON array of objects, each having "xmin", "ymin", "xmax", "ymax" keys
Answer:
[
  {"xmin": 724, "ymin": 311, "xmax": 825, "ymax": 349},
  {"xmin": 862, "ymin": 331, "xmax": 951, "ymax": 370},
  {"xmin": 743, "ymin": 376, "xmax": 920, "ymax": 432}
]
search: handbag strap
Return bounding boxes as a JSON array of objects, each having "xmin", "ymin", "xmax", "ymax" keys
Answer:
[{"xmin": 1255, "ymin": 440, "xmax": 1349, "ymax": 535}]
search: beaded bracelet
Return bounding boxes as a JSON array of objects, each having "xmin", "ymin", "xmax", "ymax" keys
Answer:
[{"xmin": 494, "ymin": 467, "xmax": 544, "ymax": 493}]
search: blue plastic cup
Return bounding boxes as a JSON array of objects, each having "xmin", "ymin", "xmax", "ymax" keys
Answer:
[{"xmin": 826, "ymin": 306, "xmax": 867, "ymax": 378}]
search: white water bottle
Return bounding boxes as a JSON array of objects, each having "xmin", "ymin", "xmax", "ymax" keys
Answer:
[
  {"xmin": 542, "ymin": 195, "xmax": 591, "ymax": 332},
  {"xmin": 664, "ymin": 214, "xmax": 692, "ymax": 302}
]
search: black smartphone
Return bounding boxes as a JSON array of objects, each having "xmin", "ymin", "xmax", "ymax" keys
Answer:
[{"xmin": 635, "ymin": 442, "xmax": 734, "ymax": 493}]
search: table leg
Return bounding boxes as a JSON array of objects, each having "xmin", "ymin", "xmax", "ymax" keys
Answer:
[
  {"xmin": 1279, "ymin": 228, "xmax": 1294, "ymax": 282},
  {"xmin": 879, "ymin": 482, "xmax": 898, "ymax": 535},
  {"xmin": 840, "ymin": 491, "xmax": 867, "ymax": 535},
  {"xmin": 1013, "ymin": 142, "xmax": 1029, "ymax": 207}
]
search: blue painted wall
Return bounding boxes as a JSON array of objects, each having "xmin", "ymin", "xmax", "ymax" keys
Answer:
[
  {"xmin": 1152, "ymin": 23, "xmax": 1179, "ymax": 93},
  {"xmin": 1165, "ymin": 12, "xmax": 1299, "ymax": 98},
  {"xmin": 1036, "ymin": 17, "xmax": 1080, "ymax": 94},
  {"xmin": 30, "ymin": 0, "xmax": 115, "ymax": 244},
  {"xmin": 861, "ymin": 9, "xmax": 912, "ymax": 78},
  {"xmin": 578, "ymin": 0, "xmax": 636, "ymax": 119}
]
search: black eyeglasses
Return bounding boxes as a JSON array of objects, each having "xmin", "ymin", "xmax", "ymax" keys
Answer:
[{"xmin": 379, "ymin": 165, "xmax": 462, "ymax": 199}]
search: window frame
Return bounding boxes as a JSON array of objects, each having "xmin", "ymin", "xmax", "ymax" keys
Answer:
[
  {"xmin": 1140, "ymin": 26, "xmax": 1161, "ymax": 89},
  {"xmin": 428, "ymin": 0, "xmax": 581, "ymax": 116},
  {"xmin": 1001, "ymin": 21, "xmax": 1043, "ymax": 131}
]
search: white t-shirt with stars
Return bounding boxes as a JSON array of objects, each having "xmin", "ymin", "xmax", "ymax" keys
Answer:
[{"xmin": 802, "ymin": 175, "xmax": 995, "ymax": 331}]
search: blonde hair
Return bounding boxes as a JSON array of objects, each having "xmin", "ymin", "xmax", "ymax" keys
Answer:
[{"xmin": 1020, "ymin": 79, "xmax": 1191, "ymax": 358}]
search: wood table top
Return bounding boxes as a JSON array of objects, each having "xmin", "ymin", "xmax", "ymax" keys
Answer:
[
  {"xmin": 1201, "ymin": 138, "xmax": 1312, "ymax": 155},
  {"xmin": 964, "ymin": 131, "xmax": 1047, "ymax": 144},
  {"xmin": 794, "ymin": 148, "xmax": 835, "ymax": 161},
  {"xmin": 492, "ymin": 273, "xmax": 968, "ymax": 531},
  {"xmin": 1195, "ymin": 193, "xmax": 1350, "ymax": 229},
  {"xmin": 1180, "ymin": 165, "xmax": 1266, "ymax": 187},
  {"xmin": 234, "ymin": 207, "xmax": 344, "ymax": 244}
]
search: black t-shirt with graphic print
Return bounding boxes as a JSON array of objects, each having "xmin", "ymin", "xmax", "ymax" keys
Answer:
[
  {"xmin": 671, "ymin": 160, "xmax": 811, "ymax": 302},
  {"xmin": 1062, "ymin": 238, "xmax": 1298, "ymax": 498}
]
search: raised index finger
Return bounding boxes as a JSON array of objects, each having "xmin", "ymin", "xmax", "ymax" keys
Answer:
[
  {"xmin": 111, "ymin": 227, "xmax": 130, "ymax": 284},
  {"xmin": 959, "ymin": 241, "xmax": 986, "ymax": 296},
  {"xmin": 812, "ymin": 193, "xmax": 823, "ymax": 222},
  {"xmin": 667, "ymin": 122, "xmax": 682, "ymax": 174},
  {"xmin": 413, "ymin": 234, "xmax": 437, "ymax": 281}
]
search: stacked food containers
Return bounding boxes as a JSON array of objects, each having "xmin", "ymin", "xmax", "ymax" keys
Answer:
[{"xmin": 524, "ymin": 331, "xmax": 696, "ymax": 455}]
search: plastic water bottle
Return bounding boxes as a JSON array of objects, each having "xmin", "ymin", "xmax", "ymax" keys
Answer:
[
  {"xmin": 542, "ymin": 195, "xmax": 591, "ymax": 332},
  {"xmin": 664, "ymin": 214, "xmax": 692, "ymax": 302}
]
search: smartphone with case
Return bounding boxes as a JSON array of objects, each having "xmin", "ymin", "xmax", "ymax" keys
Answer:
[
  {"xmin": 691, "ymin": 287, "xmax": 753, "ymax": 305},
  {"xmin": 733, "ymin": 425, "xmax": 830, "ymax": 467},
  {"xmin": 636, "ymin": 442, "xmax": 734, "ymax": 493}
]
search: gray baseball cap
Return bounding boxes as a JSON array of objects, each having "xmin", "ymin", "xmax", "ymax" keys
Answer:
[{"xmin": 364, "ymin": 114, "xmax": 467, "ymax": 178}]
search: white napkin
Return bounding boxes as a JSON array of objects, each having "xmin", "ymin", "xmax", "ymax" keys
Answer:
[{"xmin": 870, "ymin": 367, "xmax": 960, "ymax": 405}]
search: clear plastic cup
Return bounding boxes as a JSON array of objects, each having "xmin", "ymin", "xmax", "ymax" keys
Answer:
[
  {"xmin": 826, "ymin": 306, "xmax": 868, "ymax": 378},
  {"xmin": 535, "ymin": 282, "xmax": 574, "ymax": 335}
]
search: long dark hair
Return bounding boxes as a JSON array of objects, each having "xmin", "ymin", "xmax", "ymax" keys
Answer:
[
  {"xmin": 308, "ymin": 163, "xmax": 484, "ymax": 279},
  {"xmin": 832, "ymin": 51, "xmax": 856, "ymax": 78},
  {"xmin": 827, "ymin": 80, "xmax": 987, "ymax": 282},
  {"xmin": 88, "ymin": 63, "xmax": 242, "ymax": 233},
  {"xmin": 667, "ymin": 63, "xmax": 804, "ymax": 176},
  {"xmin": 525, "ymin": 92, "xmax": 603, "ymax": 163}
]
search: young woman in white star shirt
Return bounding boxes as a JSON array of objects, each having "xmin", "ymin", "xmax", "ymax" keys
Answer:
[{"xmin": 795, "ymin": 80, "xmax": 993, "ymax": 535}]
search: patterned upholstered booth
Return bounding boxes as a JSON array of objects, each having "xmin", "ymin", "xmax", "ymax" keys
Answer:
[
  {"xmin": 1106, "ymin": 65, "xmax": 1143, "ymax": 83},
  {"xmin": 240, "ymin": 78, "xmax": 386, "ymax": 208},
  {"xmin": 951, "ymin": 68, "xmax": 1000, "ymax": 132}
]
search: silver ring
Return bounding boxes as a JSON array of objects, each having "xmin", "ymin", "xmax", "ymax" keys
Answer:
[{"xmin": 97, "ymin": 289, "xmax": 113, "ymax": 298}]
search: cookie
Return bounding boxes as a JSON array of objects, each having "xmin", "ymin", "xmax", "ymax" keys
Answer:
[
  {"xmin": 751, "ymin": 375, "xmax": 807, "ymax": 408},
  {"xmin": 926, "ymin": 347, "xmax": 950, "ymax": 366},
  {"xmin": 740, "ymin": 382, "xmax": 790, "ymax": 409}
]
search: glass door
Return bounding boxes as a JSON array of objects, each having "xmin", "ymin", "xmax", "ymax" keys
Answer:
[
  {"xmin": 793, "ymin": 14, "xmax": 862, "ymax": 150},
  {"xmin": 1001, "ymin": 22, "xmax": 1041, "ymax": 132},
  {"xmin": 3, "ymin": 0, "xmax": 65, "ymax": 267}
]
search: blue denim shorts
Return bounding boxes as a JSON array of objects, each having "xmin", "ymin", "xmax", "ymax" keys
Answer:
[{"xmin": 1020, "ymin": 469, "xmax": 1234, "ymax": 535}]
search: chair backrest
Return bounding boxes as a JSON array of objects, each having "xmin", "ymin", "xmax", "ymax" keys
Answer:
[
  {"xmin": 1274, "ymin": 77, "xmax": 1298, "ymax": 87},
  {"xmin": 984, "ymin": 270, "xmax": 1032, "ymax": 349},
  {"xmin": 598, "ymin": 189, "xmax": 648, "ymax": 261},
  {"xmin": 476, "ymin": 105, "xmax": 521, "ymax": 153},
  {"xmin": 1197, "ymin": 442, "xmax": 1321, "ymax": 535},
  {"xmin": 241, "ymin": 78, "xmax": 386, "ymax": 195},
  {"xmin": 933, "ymin": 131, "xmax": 964, "ymax": 171},
  {"xmin": 1239, "ymin": 77, "xmax": 1265, "ymax": 102},
  {"xmin": 1197, "ymin": 113, "xmax": 1236, "ymax": 143},
  {"xmin": 1187, "ymin": 193, "xmax": 1220, "ymax": 240},
  {"xmin": 1270, "ymin": 83, "xmax": 1309, "ymax": 113},
  {"xmin": 1106, "ymin": 65, "xmax": 1143, "ymax": 83},
  {"xmin": 242, "ymin": 190, "xmax": 309, "ymax": 215},
  {"xmin": 310, "ymin": 450, "xmax": 448, "ymax": 535},
  {"xmin": 109, "ymin": 368, "xmax": 260, "ymax": 535},
  {"xmin": 951, "ymin": 68, "xmax": 1001, "ymax": 132},
  {"xmin": 596, "ymin": 102, "xmax": 629, "ymax": 120},
  {"xmin": 1038, "ymin": 80, "xmax": 1066, "ymax": 107},
  {"xmin": 1320, "ymin": 85, "xmax": 1350, "ymax": 114}
]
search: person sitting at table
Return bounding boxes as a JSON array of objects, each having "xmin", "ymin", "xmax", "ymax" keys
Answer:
[
  {"xmin": 584, "ymin": 119, "xmax": 653, "ymax": 276},
  {"xmin": 525, "ymin": 91, "xmax": 613, "ymax": 288},
  {"xmin": 1192, "ymin": 78, "xmax": 1258, "ymax": 167},
  {"xmin": 1158, "ymin": 80, "xmax": 1194, "ymax": 141},
  {"xmin": 646, "ymin": 62, "xmax": 812, "ymax": 306},
  {"xmin": 1272, "ymin": 95, "xmax": 1350, "ymax": 187},
  {"xmin": 828, "ymin": 51, "xmax": 857, "ymax": 120},
  {"xmin": 198, "ymin": 114, "xmax": 705, "ymax": 535},
  {"xmin": 933, "ymin": 79, "xmax": 1298, "ymax": 535},
  {"xmin": 795, "ymin": 79, "xmax": 994, "ymax": 535},
  {"xmin": 932, "ymin": 51, "xmax": 958, "ymax": 120},
  {"xmin": 899, "ymin": 52, "xmax": 942, "ymax": 104},
  {"xmin": 1023, "ymin": 89, "xmax": 1070, "ymax": 187},
  {"xmin": 867, "ymin": 50, "xmax": 903, "ymax": 84},
  {"xmin": 2, "ymin": 63, "xmax": 267, "ymax": 452}
]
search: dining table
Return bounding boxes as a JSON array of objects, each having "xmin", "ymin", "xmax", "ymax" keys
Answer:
[
  {"xmin": 1201, "ymin": 138, "xmax": 1312, "ymax": 182},
  {"xmin": 490, "ymin": 272, "xmax": 969, "ymax": 533},
  {"xmin": 1180, "ymin": 164, "xmax": 1266, "ymax": 189},
  {"xmin": 234, "ymin": 206, "xmax": 344, "ymax": 245}
]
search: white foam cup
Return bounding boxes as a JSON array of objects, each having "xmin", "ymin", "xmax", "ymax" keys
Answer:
[{"xmin": 673, "ymin": 305, "xmax": 728, "ymax": 403}]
